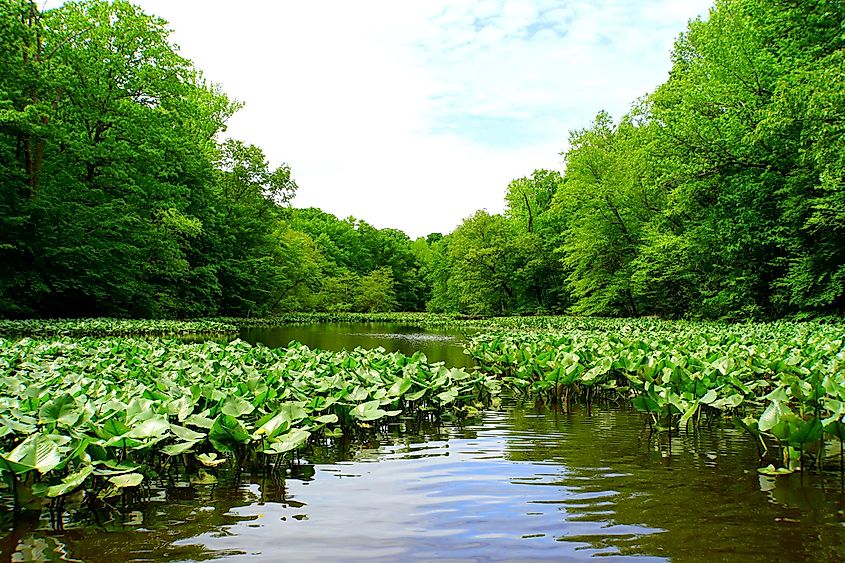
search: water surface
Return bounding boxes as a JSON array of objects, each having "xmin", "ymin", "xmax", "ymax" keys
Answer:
[
  {"xmin": 239, "ymin": 322, "xmax": 474, "ymax": 367},
  {"xmin": 4, "ymin": 405, "xmax": 845, "ymax": 562}
]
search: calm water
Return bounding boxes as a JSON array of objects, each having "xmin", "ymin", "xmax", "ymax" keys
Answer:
[
  {"xmin": 239, "ymin": 322, "xmax": 475, "ymax": 368},
  {"xmin": 3, "ymin": 405, "xmax": 845, "ymax": 562}
]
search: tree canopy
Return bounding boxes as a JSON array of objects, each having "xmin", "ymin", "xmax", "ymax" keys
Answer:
[
  {"xmin": 426, "ymin": 0, "xmax": 845, "ymax": 320},
  {"xmin": 1, "ymin": 0, "xmax": 842, "ymax": 320}
]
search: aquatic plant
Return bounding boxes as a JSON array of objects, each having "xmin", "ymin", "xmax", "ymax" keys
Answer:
[
  {"xmin": 0, "ymin": 318, "xmax": 238, "ymax": 337},
  {"xmin": 0, "ymin": 337, "xmax": 498, "ymax": 512},
  {"xmin": 463, "ymin": 318, "xmax": 845, "ymax": 473}
]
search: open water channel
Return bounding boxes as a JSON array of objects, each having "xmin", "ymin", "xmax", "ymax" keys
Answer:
[{"xmin": 3, "ymin": 323, "xmax": 845, "ymax": 561}]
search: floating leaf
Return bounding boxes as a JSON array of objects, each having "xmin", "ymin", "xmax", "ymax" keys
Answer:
[
  {"xmin": 197, "ymin": 452, "xmax": 227, "ymax": 467},
  {"xmin": 108, "ymin": 472, "xmax": 144, "ymax": 488}
]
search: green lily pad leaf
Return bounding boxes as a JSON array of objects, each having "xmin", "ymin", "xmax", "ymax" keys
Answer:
[
  {"xmin": 126, "ymin": 416, "xmax": 171, "ymax": 440},
  {"xmin": 264, "ymin": 429, "xmax": 311, "ymax": 454},
  {"xmin": 388, "ymin": 377, "xmax": 413, "ymax": 397},
  {"xmin": 171, "ymin": 425, "xmax": 205, "ymax": 442},
  {"xmin": 100, "ymin": 418, "xmax": 131, "ymax": 438},
  {"xmin": 102, "ymin": 436, "xmax": 144, "ymax": 449},
  {"xmin": 39, "ymin": 395, "xmax": 81, "ymax": 427},
  {"xmin": 253, "ymin": 411, "xmax": 291, "ymax": 439},
  {"xmin": 757, "ymin": 464, "xmax": 794, "ymax": 476},
  {"xmin": 0, "ymin": 415, "xmax": 36, "ymax": 436},
  {"xmin": 759, "ymin": 401, "xmax": 789, "ymax": 433},
  {"xmin": 679, "ymin": 401, "xmax": 699, "ymax": 426},
  {"xmin": 109, "ymin": 472, "xmax": 144, "ymax": 488},
  {"xmin": 350, "ymin": 400, "xmax": 390, "ymax": 422},
  {"xmin": 1, "ymin": 433, "xmax": 63, "ymax": 475},
  {"xmin": 279, "ymin": 402, "xmax": 308, "ymax": 422},
  {"xmin": 184, "ymin": 414, "xmax": 215, "ymax": 429},
  {"xmin": 710, "ymin": 393, "xmax": 744, "ymax": 410},
  {"xmin": 349, "ymin": 386, "xmax": 369, "ymax": 402},
  {"xmin": 197, "ymin": 452, "xmax": 227, "ymax": 467},
  {"xmin": 208, "ymin": 415, "xmax": 250, "ymax": 453},
  {"xmin": 699, "ymin": 389, "xmax": 718, "ymax": 404},
  {"xmin": 92, "ymin": 459, "xmax": 141, "ymax": 476},
  {"xmin": 221, "ymin": 395, "xmax": 255, "ymax": 418},
  {"xmin": 313, "ymin": 414, "xmax": 338, "ymax": 425},
  {"xmin": 405, "ymin": 389, "xmax": 427, "ymax": 401},
  {"xmin": 53, "ymin": 437, "xmax": 90, "ymax": 473},
  {"xmin": 46, "ymin": 464, "xmax": 94, "ymax": 498},
  {"xmin": 161, "ymin": 441, "xmax": 199, "ymax": 456},
  {"xmin": 436, "ymin": 388, "xmax": 459, "ymax": 405}
]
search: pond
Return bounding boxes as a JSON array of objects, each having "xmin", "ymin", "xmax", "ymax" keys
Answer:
[
  {"xmin": 4, "ymin": 323, "xmax": 845, "ymax": 561},
  {"xmin": 238, "ymin": 322, "xmax": 475, "ymax": 368},
  {"xmin": 4, "ymin": 404, "xmax": 845, "ymax": 562}
]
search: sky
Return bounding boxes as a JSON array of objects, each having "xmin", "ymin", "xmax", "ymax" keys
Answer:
[{"xmin": 133, "ymin": 0, "xmax": 714, "ymax": 239}]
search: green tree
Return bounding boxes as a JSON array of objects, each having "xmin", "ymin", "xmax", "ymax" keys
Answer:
[{"xmin": 553, "ymin": 111, "xmax": 659, "ymax": 316}]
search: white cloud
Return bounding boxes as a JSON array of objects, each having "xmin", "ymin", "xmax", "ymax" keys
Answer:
[{"xmin": 133, "ymin": 0, "xmax": 712, "ymax": 238}]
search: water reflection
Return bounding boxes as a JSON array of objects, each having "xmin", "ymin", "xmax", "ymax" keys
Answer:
[
  {"xmin": 238, "ymin": 323, "xmax": 475, "ymax": 368},
  {"xmin": 3, "ymin": 406, "xmax": 845, "ymax": 562}
]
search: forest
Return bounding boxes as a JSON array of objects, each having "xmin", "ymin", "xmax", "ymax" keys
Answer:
[{"xmin": 1, "ymin": 0, "xmax": 843, "ymax": 321}]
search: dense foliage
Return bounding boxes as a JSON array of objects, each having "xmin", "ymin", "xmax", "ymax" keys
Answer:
[
  {"xmin": 425, "ymin": 0, "xmax": 845, "ymax": 320},
  {"xmin": 465, "ymin": 316, "xmax": 845, "ymax": 473},
  {"xmin": 1, "ymin": 314, "xmax": 843, "ymax": 512},
  {"xmin": 2, "ymin": 0, "xmax": 843, "ymax": 320},
  {"xmin": 0, "ymin": 336, "xmax": 497, "ymax": 509},
  {"xmin": 0, "ymin": 0, "xmax": 427, "ymax": 318}
]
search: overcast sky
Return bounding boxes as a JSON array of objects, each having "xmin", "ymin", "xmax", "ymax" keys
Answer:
[{"xmin": 133, "ymin": 0, "xmax": 713, "ymax": 239}]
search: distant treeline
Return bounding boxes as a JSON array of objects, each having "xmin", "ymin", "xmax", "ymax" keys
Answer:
[
  {"xmin": 0, "ymin": 0, "xmax": 427, "ymax": 317},
  {"xmin": 1, "ymin": 0, "xmax": 843, "ymax": 320},
  {"xmin": 422, "ymin": 0, "xmax": 845, "ymax": 320}
]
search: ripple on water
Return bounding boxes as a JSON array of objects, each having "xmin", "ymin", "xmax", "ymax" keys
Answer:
[{"xmin": 6, "ymin": 405, "xmax": 845, "ymax": 562}]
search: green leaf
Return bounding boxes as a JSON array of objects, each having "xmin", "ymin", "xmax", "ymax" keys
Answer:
[
  {"xmin": 170, "ymin": 425, "xmax": 205, "ymax": 442},
  {"xmin": 679, "ymin": 401, "xmax": 699, "ymax": 426},
  {"xmin": 161, "ymin": 441, "xmax": 199, "ymax": 456},
  {"xmin": 109, "ymin": 473, "xmax": 144, "ymax": 488},
  {"xmin": 208, "ymin": 415, "xmax": 250, "ymax": 453},
  {"xmin": 46, "ymin": 464, "xmax": 94, "ymax": 498},
  {"xmin": 221, "ymin": 395, "xmax": 255, "ymax": 418},
  {"xmin": 126, "ymin": 415, "xmax": 171, "ymax": 440},
  {"xmin": 39, "ymin": 395, "xmax": 81, "ymax": 427},
  {"xmin": 436, "ymin": 388, "xmax": 459, "ymax": 405},
  {"xmin": 388, "ymin": 377, "xmax": 414, "ymax": 397},
  {"xmin": 758, "ymin": 401, "xmax": 787, "ymax": 433},
  {"xmin": 253, "ymin": 411, "xmax": 291, "ymax": 439},
  {"xmin": 699, "ymin": 389, "xmax": 718, "ymax": 404},
  {"xmin": 1, "ymin": 433, "xmax": 64, "ymax": 475},
  {"xmin": 757, "ymin": 464, "xmax": 794, "ymax": 476},
  {"xmin": 184, "ymin": 413, "xmax": 215, "ymax": 429},
  {"xmin": 350, "ymin": 400, "xmax": 398, "ymax": 422},
  {"xmin": 264, "ymin": 429, "xmax": 311, "ymax": 454},
  {"xmin": 632, "ymin": 395, "xmax": 660, "ymax": 413},
  {"xmin": 196, "ymin": 452, "xmax": 227, "ymax": 467},
  {"xmin": 405, "ymin": 388, "xmax": 427, "ymax": 401}
]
